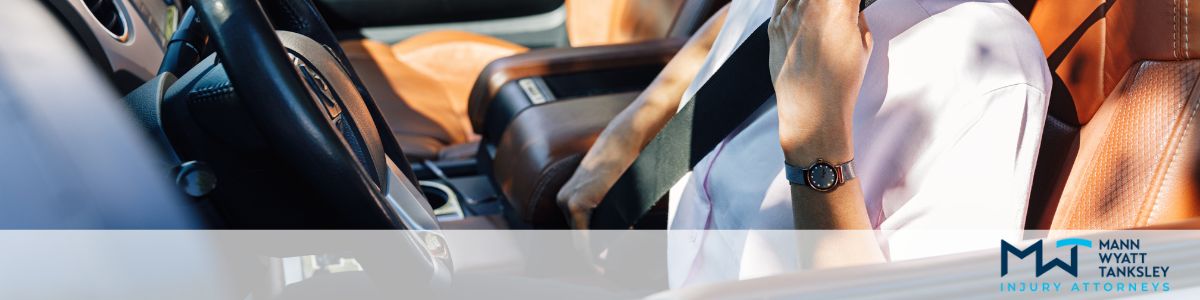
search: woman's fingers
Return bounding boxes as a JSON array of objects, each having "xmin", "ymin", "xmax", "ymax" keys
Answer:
[
  {"xmin": 858, "ymin": 12, "xmax": 872, "ymax": 51},
  {"xmin": 772, "ymin": 0, "xmax": 793, "ymax": 20},
  {"xmin": 557, "ymin": 180, "xmax": 581, "ymax": 227},
  {"xmin": 557, "ymin": 176, "xmax": 600, "ymax": 229},
  {"xmin": 769, "ymin": 0, "xmax": 802, "ymax": 82},
  {"xmin": 569, "ymin": 202, "xmax": 591, "ymax": 229},
  {"xmin": 565, "ymin": 192, "xmax": 597, "ymax": 229}
]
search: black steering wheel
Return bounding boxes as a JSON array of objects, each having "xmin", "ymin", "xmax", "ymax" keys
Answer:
[{"xmin": 187, "ymin": 0, "xmax": 438, "ymax": 230}]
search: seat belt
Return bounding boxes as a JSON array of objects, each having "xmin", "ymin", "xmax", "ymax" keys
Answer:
[{"xmin": 590, "ymin": 0, "xmax": 876, "ymax": 229}]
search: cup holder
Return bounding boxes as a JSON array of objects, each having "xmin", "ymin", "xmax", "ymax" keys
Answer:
[
  {"xmin": 422, "ymin": 184, "xmax": 449, "ymax": 209},
  {"xmin": 419, "ymin": 181, "xmax": 463, "ymax": 220}
]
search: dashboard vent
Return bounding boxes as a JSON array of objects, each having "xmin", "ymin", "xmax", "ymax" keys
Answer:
[{"xmin": 83, "ymin": 0, "xmax": 126, "ymax": 38}]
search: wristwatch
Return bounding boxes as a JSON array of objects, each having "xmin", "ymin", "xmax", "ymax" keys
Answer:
[{"xmin": 785, "ymin": 159, "xmax": 856, "ymax": 192}]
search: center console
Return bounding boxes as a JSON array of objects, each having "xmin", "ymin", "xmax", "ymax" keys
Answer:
[{"xmin": 458, "ymin": 38, "xmax": 686, "ymax": 227}]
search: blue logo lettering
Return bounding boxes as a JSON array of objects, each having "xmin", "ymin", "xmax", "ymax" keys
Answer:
[{"xmin": 1000, "ymin": 238, "xmax": 1092, "ymax": 277}]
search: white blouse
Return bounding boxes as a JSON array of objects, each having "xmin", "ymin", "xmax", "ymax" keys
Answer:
[{"xmin": 666, "ymin": 0, "xmax": 1052, "ymax": 288}]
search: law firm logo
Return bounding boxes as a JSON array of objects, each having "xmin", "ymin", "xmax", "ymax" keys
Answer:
[
  {"xmin": 1001, "ymin": 238, "xmax": 1093, "ymax": 277},
  {"xmin": 998, "ymin": 237, "xmax": 1173, "ymax": 294}
]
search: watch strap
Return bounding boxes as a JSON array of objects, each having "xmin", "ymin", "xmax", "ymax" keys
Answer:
[
  {"xmin": 839, "ymin": 160, "xmax": 856, "ymax": 184},
  {"xmin": 784, "ymin": 162, "xmax": 806, "ymax": 186}
]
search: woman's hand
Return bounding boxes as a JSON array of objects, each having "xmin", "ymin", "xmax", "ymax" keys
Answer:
[
  {"xmin": 769, "ymin": 0, "xmax": 871, "ymax": 165},
  {"xmin": 557, "ymin": 158, "xmax": 623, "ymax": 229}
]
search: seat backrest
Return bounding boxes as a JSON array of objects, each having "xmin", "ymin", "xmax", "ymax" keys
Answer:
[
  {"xmin": 1023, "ymin": 0, "xmax": 1200, "ymax": 229},
  {"xmin": 565, "ymin": 0, "xmax": 725, "ymax": 47}
]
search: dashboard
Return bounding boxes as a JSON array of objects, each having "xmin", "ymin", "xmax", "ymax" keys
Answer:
[{"xmin": 48, "ymin": 0, "xmax": 183, "ymax": 93}]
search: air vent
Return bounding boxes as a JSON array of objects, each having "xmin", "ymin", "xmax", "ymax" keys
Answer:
[{"xmin": 83, "ymin": 0, "xmax": 126, "ymax": 39}]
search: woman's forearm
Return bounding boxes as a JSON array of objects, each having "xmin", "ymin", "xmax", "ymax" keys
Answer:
[
  {"xmin": 574, "ymin": 4, "xmax": 730, "ymax": 178},
  {"xmin": 556, "ymin": 5, "xmax": 730, "ymax": 228}
]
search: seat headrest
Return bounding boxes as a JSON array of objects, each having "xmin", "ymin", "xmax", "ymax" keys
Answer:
[{"xmin": 1025, "ymin": 0, "xmax": 1200, "ymax": 124}]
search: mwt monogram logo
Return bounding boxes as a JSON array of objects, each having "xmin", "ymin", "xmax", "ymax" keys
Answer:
[{"xmin": 1000, "ymin": 238, "xmax": 1093, "ymax": 277}]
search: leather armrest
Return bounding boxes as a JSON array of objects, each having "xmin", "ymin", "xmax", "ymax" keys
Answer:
[
  {"xmin": 467, "ymin": 38, "xmax": 685, "ymax": 132},
  {"xmin": 491, "ymin": 92, "xmax": 639, "ymax": 227}
]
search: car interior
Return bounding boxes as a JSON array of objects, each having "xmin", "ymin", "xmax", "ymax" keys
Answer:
[{"xmin": 4, "ymin": 0, "xmax": 1200, "ymax": 297}]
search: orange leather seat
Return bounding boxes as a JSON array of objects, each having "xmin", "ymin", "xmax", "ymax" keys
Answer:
[
  {"xmin": 341, "ymin": 0, "xmax": 697, "ymax": 161},
  {"xmin": 1021, "ymin": 0, "xmax": 1200, "ymax": 229},
  {"xmin": 343, "ymin": 33, "xmax": 525, "ymax": 160}
]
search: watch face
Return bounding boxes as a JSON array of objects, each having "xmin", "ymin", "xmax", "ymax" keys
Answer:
[{"xmin": 808, "ymin": 163, "xmax": 838, "ymax": 191}]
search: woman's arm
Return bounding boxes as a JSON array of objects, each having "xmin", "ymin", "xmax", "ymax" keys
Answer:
[
  {"xmin": 556, "ymin": 4, "xmax": 731, "ymax": 229},
  {"xmin": 770, "ymin": 0, "xmax": 883, "ymax": 267}
]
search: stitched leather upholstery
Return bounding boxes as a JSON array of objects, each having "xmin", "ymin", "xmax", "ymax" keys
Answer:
[
  {"xmin": 1053, "ymin": 61, "xmax": 1200, "ymax": 229},
  {"xmin": 1021, "ymin": 0, "xmax": 1200, "ymax": 229},
  {"xmin": 1026, "ymin": 0, "xmax": 1200, "ymax": 125}
]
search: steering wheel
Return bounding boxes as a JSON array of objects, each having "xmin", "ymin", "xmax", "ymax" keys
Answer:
[{"xmin": 187, "ymin": 0, "xmax": 439, "ymax": 231}]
